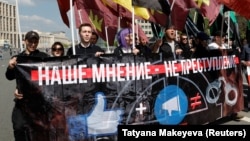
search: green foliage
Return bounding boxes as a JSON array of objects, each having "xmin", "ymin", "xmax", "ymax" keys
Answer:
[
  {"xmin": 203, "ymin": 18, "xmax": 210, "ymax": 35},
  {"xmin": 62, "ymin": 42, "xmax": 70, "ymax": 48},
  {"xmin": 194, "ymin": 12, "xmax": 248, "ymax": 39}
]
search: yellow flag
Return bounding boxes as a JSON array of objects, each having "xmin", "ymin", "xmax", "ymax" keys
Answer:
[{"xmin": 113, "ymin": 0, "xmax": 150, "ymax": 19}]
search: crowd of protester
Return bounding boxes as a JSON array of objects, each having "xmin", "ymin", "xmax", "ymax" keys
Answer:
[{"xmin": 5, "ymin": 22, "xmax": 250, "ymax": 141}]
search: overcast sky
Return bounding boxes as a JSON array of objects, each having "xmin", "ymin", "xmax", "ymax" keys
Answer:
[{"xmin": 5, "ymin": 0, "xmax": 71, "ymax": 38}]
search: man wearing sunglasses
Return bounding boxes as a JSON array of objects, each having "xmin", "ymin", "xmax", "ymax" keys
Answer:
[
  {"xmin": 5, "ymin": 31, "xmax": 49, "ymax": 141},
  {"xmin": 179, "ymin": 33, "xmax": 192, "ymax": 59}
]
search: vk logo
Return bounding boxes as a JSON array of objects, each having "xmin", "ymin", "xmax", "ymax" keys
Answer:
[{"xmin": 154, "ymin": 85, "xmax": 188, "ymax": 125}]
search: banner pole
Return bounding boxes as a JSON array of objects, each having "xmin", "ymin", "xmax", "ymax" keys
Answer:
[
  {"xmin": 70, "ymin": 0, "xmax": 76, "ymax": 55},
  {"xmin": 15, "ymin": 0, "xmax": 23, "ymax": 52}
]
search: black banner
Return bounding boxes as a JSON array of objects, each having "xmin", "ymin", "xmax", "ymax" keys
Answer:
[{"xmin": 15, "ymin": 51, "xmax": 243, "ymax": 141}]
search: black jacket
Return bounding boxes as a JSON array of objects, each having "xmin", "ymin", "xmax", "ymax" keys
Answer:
[
  {"xmin": 179, "ymin": 43, "xmax": 192, "ymax": 59},
  {"xmin": 192, "ymin": 43, "xmax": 211, "ymax": 58},
  {"xmin": 159, "ymin": 40, "xmax": 182, "ymax": 61},
  {"xmin": 5, "ymin": 50, "xmax": 49, "ymax": 80},
  {"xmin": 67, "ymin": 43, "xmax": 104, "ymax": 56}
]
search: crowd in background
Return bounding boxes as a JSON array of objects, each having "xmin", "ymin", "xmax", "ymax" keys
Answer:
[{"xmin": 4, "ymin": 22, "xmax": 250, "ymax": 141}]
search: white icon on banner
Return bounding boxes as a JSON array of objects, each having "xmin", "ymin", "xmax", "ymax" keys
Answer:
[
  {"xmin": 162, "ymin": 95, "xmax": 180, "ymax": 116},
  {"xmin": 87, "ymin": 93, "xmax": 123, "ymax": 135}
]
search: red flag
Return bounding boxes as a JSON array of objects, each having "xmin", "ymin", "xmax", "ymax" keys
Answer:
[
  {"xmin": 103, "ymin": 0, "xmax": 144, "ymax": 21},
  {"xmin": 102, "ymin": 0, "xmax": 149, "ymax": 41},
  {"xmin": 169, "ymin": 0, "xmax": 195, "ymax": 31},
  {"xmin": 56, "ymin": 0, "xmax": 70, "ymax": 27},
  {"xmin": 169, "ymin": 0, "xmax": 221, "ymax": 30},
  {"xmin": 136, "ymin": 24, "xmax": 149, "ymax": 42},
  {"xmin": 125, "ymin": 22, "xmax": 149, "ymax": 42},
  {"xmin": 197, "ymin": 0, "xmax": 221, "ymax": 25},
  {"xmin": 218, "ymin": 0, "xmax": 250, "ymax": 19}
]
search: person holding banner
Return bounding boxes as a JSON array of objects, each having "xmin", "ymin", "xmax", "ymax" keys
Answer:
[
  {"xmin": 136, "ymin": 36, "xmax": 152, "ymax": 57},
  {"xmin": 208, "ymin": 31, "xmax": 227, "ymax": 50},
  {"xmin": 66, "ymin": 23, "xmax": 104, "ymax": 57},
  {"xmin": 113, "ymin": 28, "xmax": 140, "ymax": 57},
  {"xmin": 151, "ymin": 24, "xmax": 183, "ymax": 60},
  {"xmin": 192, "ymin": 32, "xmax": 211, "ymax": 58},
  {"xmin": 5, "ymin": 31, "xmax": 49, "ymax": 141},
  {"xmin": 12, "ymin": 41, "xmax": 64, "ymax": 102},
  {"xmin": 149, "ymin": 23, "xmax": 184, "ymax": 108},
  {"xmin": 179, "ymin": 33, "xmax": 192, "ymax": 59}
]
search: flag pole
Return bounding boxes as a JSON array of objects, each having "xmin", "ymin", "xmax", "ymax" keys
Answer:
[
  {"xmin": 105, "ymin": 26, "xmax": 110, "ymax": 53},
  {"xmin": 167, "ymin": 0, "xmax": 177, "ymax": 41},
  {"xmin": 227, "ymin": 11, "xmax": 230, "ymax": 49},
  {"xmin": 221, "ymin": 9, "xmax": 225, "ymax": 47},
  {"xmin": 15, "ymin": 0, "xmax": 23, "ymax": 52},
  {"xmin": 136, "ymin": 19, "xmax": 139, "ymax": 40},
  {"xmin": 76, "ymin": 9, "xmax": 83, "ymax": 42},
  {"xmin": 170, "ymin": 0, "xmax": 176, "ymax": 11},
  {"xmin": 118, "ymin": 17, "xmax": 121, "ymax": 33},
  {"xmin": 70, "ymin": 0, "xmax": 76, "ymax": 55},
  {"xmin": 117, "ymin": 5, "xmax": 121, "ymax": 51},
  {"xmin": 132, "ymin": 6, "xmax": 135, "ymax": 49},
  {"xmin": 193, "ymin": 11, "xmax": 197, "ymax": 24},
  {"xmin": 117, "ymin": 5, "xmax": 121, "ymax": 33}
]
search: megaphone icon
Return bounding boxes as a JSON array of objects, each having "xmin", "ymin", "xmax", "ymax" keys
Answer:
[{"xmin": 162, "ymin": 95, "xmax": 180, "ymax": 116}]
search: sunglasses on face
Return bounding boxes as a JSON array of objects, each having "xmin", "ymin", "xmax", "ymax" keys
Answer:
[{"xmin": 52, "ymin": 48, "xmax": 63, "ymax": 51}]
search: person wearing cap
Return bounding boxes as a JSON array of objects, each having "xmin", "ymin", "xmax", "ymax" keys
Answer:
[
  {"xmin": 6, "ymin": 30, "xmax": 49, "ymax": 79},
  {"xmin": 192, "ymin": 32, "xmax": 211, "ymax": 58},
  {"xmin": 5, "ymin": 30, "xmax": 49, "ymax": 141},
  {"xmin": 208, "ymin": 30, "xmax": 227, "ymax": 50},
  {"xmin": 6, "ymin": 30, "xmax": 49, "ymax": 81}
]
